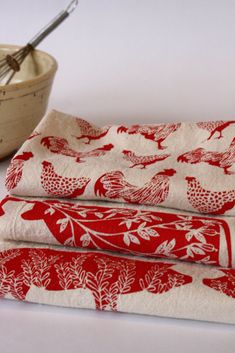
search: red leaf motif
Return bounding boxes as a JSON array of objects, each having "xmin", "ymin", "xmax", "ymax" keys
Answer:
[
  {"xmin": 80, "ymin": 233, "xmax": 91, "ymax": 247},
  {"xmin": 191, "ymin": 247, "xmax": 205, "ymax": 255},
  {"xmin": 0, "ymin": 247, "xmax": 192, "ymax": 310},
  {"xmin": 123, "ymin": 234, "xmax": 131, "ymax": 246},
  {"xmin": 1, "ymin": 196, "xmax": 230, "ymax": 266},
  {"xmin": 203, "ymin": 269, "xmax": 235, "ymax": 298},
  {"xmin": 56, "ymin": 218, "xmax": 69, "ymax": 233}
]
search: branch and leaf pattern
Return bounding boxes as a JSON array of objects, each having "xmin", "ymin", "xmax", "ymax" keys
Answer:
[
  {"xmin": 0, "ymin": 247, "xmax": 192, "ymax": 310},
  {"xmin": 3, "ymin": 197, "xmax": 230, "ymax": 266},
  {"xmin": 203, "ymin": 269, "xmax": 235, "ymax": 298}
]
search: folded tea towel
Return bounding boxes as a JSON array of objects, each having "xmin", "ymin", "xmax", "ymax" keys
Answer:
[
  {"xmin": 2, "ymin": 110, "xmax": 235, "ymax": 324},
  {"xmin": 1, "ymin": 240, "xmax": 235, "ymax": 324},
  {"xmin": 5, "ymin": 110, "xmax": 235, "ymax": 215},
  {"xmin": 0, "ymin": 195, "xmax": 234, "ymax": 268}
]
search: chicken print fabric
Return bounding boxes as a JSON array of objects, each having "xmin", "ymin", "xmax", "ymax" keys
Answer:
[
  {"xmin": 6, "ymin": 110, "xmax": 235, "ymax": 216},
  {"xmin": 2, "ymin": 110, "xmax": 235, "ymax": 324}
]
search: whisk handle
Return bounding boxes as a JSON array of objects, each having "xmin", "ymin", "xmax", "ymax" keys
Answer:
[{"xmin": 28, "ymin": 0, "xmax": 78, "ymax": 48}]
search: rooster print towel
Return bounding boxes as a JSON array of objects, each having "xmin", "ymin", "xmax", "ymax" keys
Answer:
[
  {"xmin": 0, "ymin": 195, "xmax": 234, "ymax": 268},
  {"xmin": 2, "ymin": 110, "xmax": 235, "ymax": 324},
  {"xmin": 1, "ymin": 240, "xmax": 235, "ymax": 324},
  {"xmin": 6, "ymin": 110, "xmax": 235, "ymax": 215}
]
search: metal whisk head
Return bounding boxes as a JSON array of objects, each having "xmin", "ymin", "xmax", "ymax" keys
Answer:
[
  {"xmin": 0, "ymin": 0, "xmax": 78, "ymax": 85},
  {"xmin": 0, "ymin": 44, "xmax": 33, "ymax": 85}
]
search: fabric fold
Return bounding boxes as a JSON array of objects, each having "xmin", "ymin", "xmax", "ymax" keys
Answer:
[
  {"xmin": 0, "ymin": 195, "xmax": 234, "ymax": 268},
  {"xmin": 0, "ymin": 240, "xmax": 235, "ymax": 324},
  {"xmin": 5, "ymin": 110, "xmax": 235, "ymax": 216},
  {"xmin": 1, "ymin": 110, "xmax": 235, "ymax": 324}
]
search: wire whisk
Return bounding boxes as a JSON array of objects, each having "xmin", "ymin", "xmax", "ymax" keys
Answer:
[{"xmin": 0, "ymin": 0, "xmax": 78, "ymax": 85}]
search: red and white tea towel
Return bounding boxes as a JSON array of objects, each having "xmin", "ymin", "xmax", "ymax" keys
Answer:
[
  {"xmin": 5, "ymin": 110, "xmax": 235, "ymax": 215},
  {"xmin": 2, "ymin": 110, "xmax": 235, "ymax": 324},
  {"xmin": 0, "ymin": 240, "xmax": 235, "ymax": 324},
  {"xmin": 0, "ymin": 195, "xmax": 234, "ymax": 268}
]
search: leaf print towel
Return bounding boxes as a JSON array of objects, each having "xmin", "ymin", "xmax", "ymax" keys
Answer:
[
  {"xmin": 0, "ymin": 195, "xmax": 233, "ymax": 268},
  {"xmin": 1, "ymin": 110, "xmax": 235, "ymax": 324}
]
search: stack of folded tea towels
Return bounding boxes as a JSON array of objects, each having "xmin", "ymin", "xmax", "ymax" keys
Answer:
[{"xmin": 1, "ymin": 110, "xmax": 235, "ymax": 323}]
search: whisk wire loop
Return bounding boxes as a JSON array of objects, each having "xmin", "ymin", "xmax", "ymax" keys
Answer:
[{"xmin": 0, "ymin": 0, "xmax": 79, "ymax": 85}]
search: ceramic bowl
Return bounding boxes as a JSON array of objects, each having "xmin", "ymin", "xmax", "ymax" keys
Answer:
[{"xmin": 0, "ymin": 44, "xmax": 57, "ymax": 160}]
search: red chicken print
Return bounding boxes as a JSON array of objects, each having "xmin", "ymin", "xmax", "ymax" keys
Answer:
[
  {"xmin": 95, "ymin": 169, "xmax": 176, "ymax": 205},
  {"xmin": 41, "ymin": 136, "xmax": 113, "ymax": 163},
  {"xmin": 185, "ymin": 176, "xmax": 235, "ymax": 214},
  {"xmin": 122, "ymin": 150, "xmax": 170, "ymax": 169},
  {"xmin": 75, "ymin": 118, "xmax": 110, "ymax": 144},
  {"xmin": 41, "ymin": 161, "xmax": 90, "ymax": 198},
  {"xmin": 5, "ymin": 152, "xmax": 33, "ymax": 191},
  {"xmin": 117, "ymin": 123, "xmax": 181, "ymax": 149},
  {"xmin": 177, "ymin": 137, "xmax": 235, "ymax": 175},
  {"xmin": 197, "ymin": 121, "xmax": 235, "ymax": 141}
]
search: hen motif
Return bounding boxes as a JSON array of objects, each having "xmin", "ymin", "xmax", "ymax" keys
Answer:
[
  {"xmin": 122, "ymin": 150, "xmax": 170, "ymax": 169},
  {"xmin": 41, "ymin": 136, "xmax": 113, "ymax": 163},
  {"xmin": 41, "ymin": 161, "xmax": 90, "ymax": 198},
  {"xmin": 75, "ymin": 118, "xmax": 110, "ymax": 144},
  {"xmin": 95, "ymin": 169, "xmax": 176, "ymax": 205},
  {"xmin": 117, "ymin": 123, "xmax": 181, "ymax": 149},
  {"xmin": 185, "ymin": 176, "xmax": 235, "ymax": 214},
  {"xmin": 197, "ymin": 121, "xmax": 235, "ymax": 141},
  {"xmin": 5, "ymin": 152, "xmax": 33, "ymax": 191},
  {"xmin": 178, "ymin": 137, "xmax": 235, "ymax": 175}
]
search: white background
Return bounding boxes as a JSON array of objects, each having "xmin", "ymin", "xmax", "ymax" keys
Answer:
[
  {"xmin": 2, "ymin": 0, "xmax": 235, "ymax": 124},
  {"xmin": 1, "ymin": 0, "xmax": 235, "ymax": 352}
]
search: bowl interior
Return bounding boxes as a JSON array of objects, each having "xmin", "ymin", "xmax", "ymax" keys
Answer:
[{"xmin": 0, "ymin": 45, "xmax": 57, "ymax": 85}]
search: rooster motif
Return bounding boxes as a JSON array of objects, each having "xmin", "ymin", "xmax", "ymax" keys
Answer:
[
  {"xmin": 75, "ymin": 118, "xmax": 111, "ymax": 144},
  {"xmin": 5, "ymin": 152, "xmax": 33, "ymax": 191},
  {"xmin": 185, "ymin": 176, "xmax": 235, "ymax": 214},
  {"xmin": 177, "ymin": 138, "xmax": 235, "ymax": 175},
  {"xmin": 122, "ymin": 150, "xmax": 170, "ymax": 169},
  {"xmin": 41, "ymin": 161, "xmax": 90, "ymax": 198},
  {"xmin": 41, "ymin": 136, "xmax": 113, "ymax": 163},
  {"xmin": 196, "ymin": 121, "xmax": 235, "ymax": 141},
  {"xmin": 117, "ymin": 123, "xmax": 181, "ymax": 149},
  {"xmin": 95, "ymin": 169, "xmax": 176, "ymax": 205}
]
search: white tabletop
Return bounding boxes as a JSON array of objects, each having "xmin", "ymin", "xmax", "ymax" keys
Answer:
[{"xmin": 1, "ymin": 1, "xmax": 235, "ymax": 351}]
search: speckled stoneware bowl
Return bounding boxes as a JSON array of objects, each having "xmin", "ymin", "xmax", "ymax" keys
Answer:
[{"xmin": 0, "ymin": 44, "xmax": 57, "ymax": 160}]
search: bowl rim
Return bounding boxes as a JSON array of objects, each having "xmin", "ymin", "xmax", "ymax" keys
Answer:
[{"xmin": 0, "ymin": 44, "xmax": 58, "ymax": 91}]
